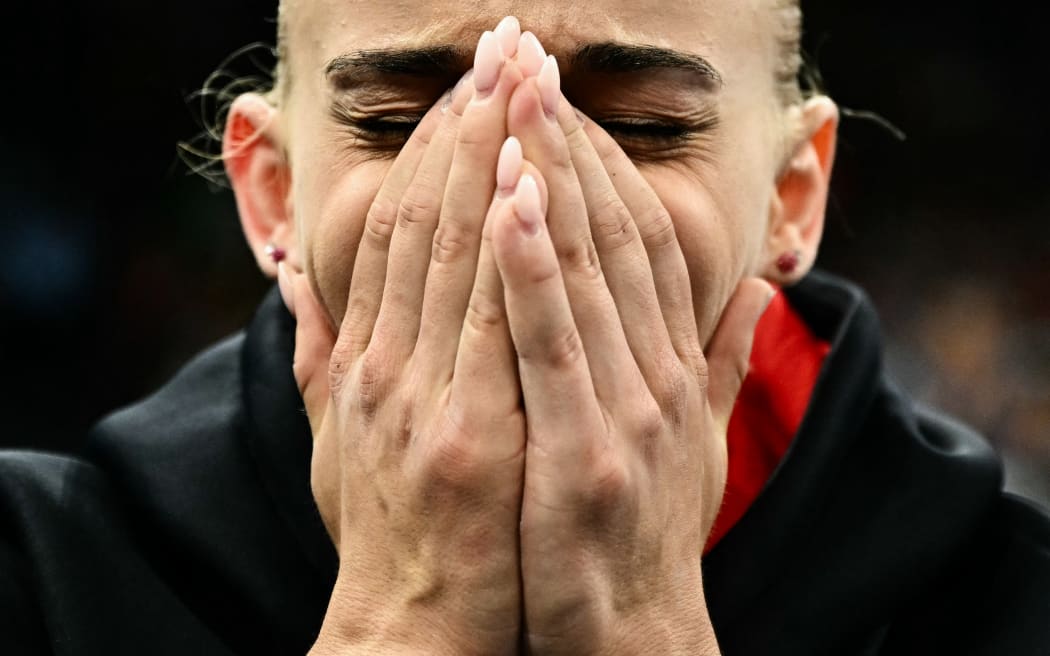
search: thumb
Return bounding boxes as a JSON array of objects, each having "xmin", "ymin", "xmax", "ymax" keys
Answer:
[
  {"xmin": 280, "ymin": 263, "xmax": 336, "ymax": 433},
  {"xmin": 705, "ymin": 277, "xmax": 776, "ymax": 427}
]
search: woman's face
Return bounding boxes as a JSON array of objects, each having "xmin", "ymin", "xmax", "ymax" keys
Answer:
[{"xmin": 274, "ymin": 0, "xmax": 806, "ymax": 345}]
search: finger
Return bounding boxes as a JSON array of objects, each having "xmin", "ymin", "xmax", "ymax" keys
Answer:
[
  {"xmin": 451, "ymin": 150, "xmax": 548, "ymax": 424},
  {"xmin": 706, "ymin": 278, "xmax": 775, "ymax": 427},
  {"xmin": 577, "ymin": 114, "xmax": 705, "ymax": 374},
  {"xmin": 493, "ymin": 15, "xmax": 520, "ymax": 58},
  {"xmin": 550, "ymin": 102, "xmax": 688, "ymax": 397},
  {"xmin": 507, "ymin": 57, "xmax": 645, "ymax": 406},
  {"xmin": 285, "ymin": 264, "xmax": 338, "ymax": 434},
  {"xmin": 491, "ymin": 169, "xmax": 605, "ymax": 465},
  {"xmin": 366, "ymin": 59, "xmax": 476, "ymax": 360},
  {"xmin": 338, "ymin": 85, "xmax": 456, "ymax": 359},
  {"xmin": 416, "ymin": 35, "xmax": 526, "ymax": 379}
]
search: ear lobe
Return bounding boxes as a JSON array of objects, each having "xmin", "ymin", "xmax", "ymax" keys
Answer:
[
  {"xmin": 223, "ymin": 93, "xmax": 294, "ymax": 277},
  {"xmin": 763, "ymin": 96, "xmax": 839, "ymax": 284}
]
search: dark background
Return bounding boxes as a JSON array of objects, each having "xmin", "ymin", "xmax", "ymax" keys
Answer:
[{"xmin": 1, "ymin": 2, "xmax": 1048, "ymax": 501}]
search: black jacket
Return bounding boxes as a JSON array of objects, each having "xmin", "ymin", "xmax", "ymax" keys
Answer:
[{"xmin": 2, "ymin": 271, "xmax": 1048, "ymax": 655}]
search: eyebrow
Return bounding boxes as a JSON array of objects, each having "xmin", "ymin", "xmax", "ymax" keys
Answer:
[
  {"xmin": 325, "ymin": 46, "xmax": 468, "ymax": 87},
  {"xmin": 324, "ymin": 41, "xmax": 723, "ymax": 91},
  {"xmin": 572, "ymin": 42, "xmax": 723, "ymax": 90}
]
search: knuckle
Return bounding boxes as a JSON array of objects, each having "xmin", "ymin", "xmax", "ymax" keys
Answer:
[
  {"xmin": 339, "ymin": 297, "xmax": 377, "ymax": 349},
  {"xmin": 421, "ymin": 430, "xmax": 487, "ymax": 493},
  {"xmin": 653, "ymin": 365, "xmax": 691, "ymax": 426},
  {"xmin": 522, "ymin": 256, "xmax": 564, "ymax": 288},
  {"xmin": 636, "ymin": 205, "xmax": 679, "ymax": 252},
  {"xmin": 553, "ymin": 154, "xmax": 575, "ymax": 179},
  {"xmin": 520, "ymin": 323, "xmax": 585, "ymax": 370},
  {"xmin": 397, "ymin": 187, "xmax": 441, "ymax": 230},
  {"xmin": 327, "ymin": 338, "xmax": 356, "ymax": 399},
  {"xmin": 688, "ymin": 352, "xmax": 710, "ymax": 393},
  {"xmin": 556, "ymin": 234, "xmax": 604, "ymax": 282},
  {"xmin": 363, "ymin": 197, "xmax": 399, "ymax": 243},
  {"xmin": 430, "ymin": 219, "xmax": 475, "ymax": 266},
  {"xmin": 581, "ymin": 450, "xmax": 632, "ymax": 512},
  {"xmin": 633, "ymin": 397, "xmax": 667, "ymax": 442},
  {"xmin": 463, "ymin": 293, "xmax": 505, "ymax": 334},
  {"xmin": 561, "ymin": 114, "xmax": 587, "ymax": 146},
  {"xmin": 651, "ymin": 355, "xmax": 689, "ymax": 402},
  {"xmin": 351, "ymin": 347, "xmax": 395, "ymax": 421},
  {"xmin": 589, "ymin": 195, "xmax": 638, "ymax": 253}
]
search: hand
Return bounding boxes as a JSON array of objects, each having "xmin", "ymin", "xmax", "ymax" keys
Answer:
[
  {"xmin": 286, "ymin": 20, "xmax": 533, "ymax": 655},
  {"xmin": 489, "ymin": 47, "xmax": 775, "ymax": 655}
]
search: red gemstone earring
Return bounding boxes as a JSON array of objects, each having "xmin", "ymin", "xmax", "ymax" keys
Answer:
[
  {"xmin": 776, "ymin": 250, "xmax": 801, "ymax": 275},
  {"xmin": 265, "ymin": 243, "xmax": 286, "ymax": 264}
]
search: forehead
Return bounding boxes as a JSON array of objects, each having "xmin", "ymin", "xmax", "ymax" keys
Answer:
[{"xmin": 286, "ymin": 0, "xmax": 776, "ymax": 84}]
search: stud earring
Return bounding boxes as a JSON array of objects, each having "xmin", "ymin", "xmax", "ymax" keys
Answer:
[
  {"xmin": 265, "ymin": 243, "xmax": 286, "ymax": 264},
  {"xmin": 776, "ymin": 250, "xmax": 801, "ymax": 275}
]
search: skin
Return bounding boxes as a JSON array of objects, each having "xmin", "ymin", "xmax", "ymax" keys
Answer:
[{"xmin": 223, "ymin": 1, "xmax": 838, "ymax": 653}]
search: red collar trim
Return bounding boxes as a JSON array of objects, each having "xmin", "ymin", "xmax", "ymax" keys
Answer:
[{"xmin": 704, "ymin": 290, "xmax": 831, "ymax": 553}]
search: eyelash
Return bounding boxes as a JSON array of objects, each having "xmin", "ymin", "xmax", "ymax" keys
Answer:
[
  {"xmin": 334, "ymin": 110, "xmax": 712, "ymax": 153},
  {"xmin": 599, "ymin": 119, "xmax": 693, "ymax": 144}
]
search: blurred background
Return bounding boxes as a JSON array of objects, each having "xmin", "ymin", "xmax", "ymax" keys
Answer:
[{"xmin": 0, "ymin": 1, "xmax": 1047, "ymax": 505}]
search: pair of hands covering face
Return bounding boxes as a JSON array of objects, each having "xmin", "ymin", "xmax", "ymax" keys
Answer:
[{"xmin": 283, "ymin": 16, "xmax": 774, "ymax": 656}]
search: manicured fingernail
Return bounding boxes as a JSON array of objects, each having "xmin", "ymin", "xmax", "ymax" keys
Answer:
[
  {"xmin": 497, "ymin": 136, "xmax": 523, "ymax": 197},
  {"xmin": 474, "ymin": 31, "xmax": 502, "ymax": 96},
  {"xmin": 517, "ymin": 31, "xmax": 546, "ymax": 77},
  {"xmin": 515, "ymin": 174, "xmax": 544, "ymax": 236},
  {"xmin": 494, "ymin": 16, "xmax": 521, "ymax": 58},
  {"xmin": 277, "ymin": 262, "xmax": 296, "ymax": 317},
  {"xmin": 538, "ymin": 55, "xmax": 560, "ymax": 118}
]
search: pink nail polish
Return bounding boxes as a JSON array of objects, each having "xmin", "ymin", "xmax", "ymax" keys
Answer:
[
  {"xmin": 494, "ymin": 16, "xmax": 521, "ymax": 58},
  {"xmin": 474, "ymin": 31, "xmax": 502, "ymax": 96},
  {"xmin": 517, "ymin": 32, "xmax": 546, "ymax": 77},
  {"xmin": 515, "ymin": 175, "xmax": 544, "ymax": 236},
  {"xmin": 538, "ymin": 55, "xmax": 560, "ymax": 118},
  {"xmin": 497, "ymin": 136, "xmax": 523, "ymax": 197}
]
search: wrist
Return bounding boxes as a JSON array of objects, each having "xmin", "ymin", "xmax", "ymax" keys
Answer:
[
  {"xmin": 591, "ymin": 563, "xmax": 721, "ymax": 656},
  {"xmin": 311, "ymin": 577, "xmax": 519, "ymax": 656}
]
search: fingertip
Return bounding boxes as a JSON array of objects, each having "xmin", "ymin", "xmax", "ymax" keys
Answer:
[
  {"xmin": 519, "ymin": 161, "xmax": 549, "ymax": 214},
  {"xmin": 517, "ymin": 31, "xmax": 546, "ymax": 77},
  {"xmin": 494, "ymin": 16, "xmax": 521, "ymax": 57},
  {"xmin": 538, "ymin": 55, "xmax": 560, "ymax": 117},
  {"xmin": 497, "ymin": 136, "xmax": 523, "ymax": 196},
  {"xmin": 514, "ymin": 174, "xmax": 545, "ymax": 236},
  {"xmin": 474, "ymin": 31, "xmax": 502, "ymax": 94}
]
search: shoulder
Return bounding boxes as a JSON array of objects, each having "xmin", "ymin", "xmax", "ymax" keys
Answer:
[
  {"xmin": 723, "ymin": 271, "xmax": 1049, "ymax": 653},
  {"xmin": 0, "ymin": 292, "xmax": 329, "ymax": 653},
  {"xmin": 0, "ymin": 450, "xmax": 235, "ymax": 654}
]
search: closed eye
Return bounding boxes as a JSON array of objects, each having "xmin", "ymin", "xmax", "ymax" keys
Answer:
[
  {"xmin": 329, "ymin": 99, "xmax": 426, "ymax": 151},
  {"xmin": 598, "ymin": 119, "xmax": 693, "ymax": 143}
]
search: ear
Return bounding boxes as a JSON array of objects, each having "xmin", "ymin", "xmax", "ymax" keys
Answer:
[
  {"xmin": 223, "ymin": 93, "xmax": 295, "ymax": 278},
  {"xmin": 762, "ymin": 96, "xmax": 838, "ymax": 285}
]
